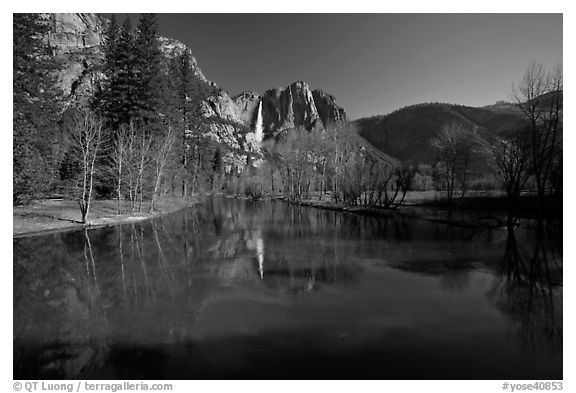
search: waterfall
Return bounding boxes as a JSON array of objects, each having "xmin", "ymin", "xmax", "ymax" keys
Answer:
[{"xmin": 254, "ymin": 99, "xmax": 264, "ymax": 144}]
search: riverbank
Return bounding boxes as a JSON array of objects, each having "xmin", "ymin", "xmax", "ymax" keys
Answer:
[
  {"xmin": 13, "ymin": 196, "xmax": 199, "ymax": 238},
  {"xmin": 271, "ymin": 191, "xmax": 561, "ymax": 229},
  {"xmin": 278, "ymin": 197, "xmax": 505, "ymax": 228}
]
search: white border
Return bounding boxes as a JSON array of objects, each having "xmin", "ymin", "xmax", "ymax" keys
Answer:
[{"xmin": 2, "ymin": 3, "xmax": 571, "ymax": 392}]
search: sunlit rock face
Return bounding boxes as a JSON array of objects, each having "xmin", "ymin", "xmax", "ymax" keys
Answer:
[
  {"xmin": 262, "ymin": 81, "xmax": 322, "ymax": 137},
  {"xmin": 198, "ymin": 90, "xmax": 264, "ymax": 158},
  {"xmin": 199, "ymin": 90, "xmax": 261, "ymax": 126},
  {"xmin": 200, "ymin": 90, "xmax": 246, "ymax": 123},
  {"xmin": 232, "ymin": 91, "xmax": 261, "ymax": 126},
  {"xmin": 157, "ymin": 36, "xmax": 211, "ymax": 85},
  {"xmin": 260, "ymin": 81, "xmax": 348, "ymax": 138},
  {"xmin": 45, "ymin": 13, "xmax": 106, "ymax": 107},
  {"xmin": 47, "ymin": 13, "xmax": 105, "ymax": 52}
]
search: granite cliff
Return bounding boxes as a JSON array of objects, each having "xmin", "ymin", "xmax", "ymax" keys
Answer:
[{"xmin": 199, "ymin": 81, "xmax": 347, "ymax": 139}]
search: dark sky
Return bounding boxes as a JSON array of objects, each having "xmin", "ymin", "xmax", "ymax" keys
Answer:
[{"xmin": 107, "ymin": 13, "xmax": 562, "ymax": 120}]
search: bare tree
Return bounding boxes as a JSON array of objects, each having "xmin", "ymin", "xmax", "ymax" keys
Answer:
[
  {"xmin": 512, "ymin": 62, "xmax": 563, "ymax": 216},
  {"xmin": 431, "ymin": 122, "xmax": 480, "ymax": 202},
  {"xmin": 325, "ymin": 123, "xmax": 359, "ymax": 204},
  {"xmin": 485, "ymin": 132, "xmax": 531, "ymax": 226},
  {"xmin": 66, "ymin": 110, "xmax": 104, "ymax": 223},
  {"xmin": 134, "ymin": 129, "xmax": 153, "ymax": 212},
  {"xmin": 110, "ymin": 122, "xmax": 137, "ymax": 214},
  {"xmin": 273, "ymin": 127, "xmax": 317, "ymax": 202},
  {"xmin": 150, "ymin": 125, "xmax": 176, "ymax": 212}
]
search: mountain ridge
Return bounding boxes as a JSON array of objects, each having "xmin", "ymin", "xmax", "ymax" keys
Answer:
[{"xmin": 355, "ymin": 101, "xmax": 525, "ymax": 163}]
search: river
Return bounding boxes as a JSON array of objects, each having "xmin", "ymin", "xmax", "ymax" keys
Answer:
[{"xmin": 13, "ymin": 196, "xmax": 562, "ymax": 379}]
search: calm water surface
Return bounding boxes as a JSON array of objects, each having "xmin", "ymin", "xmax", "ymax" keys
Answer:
[{"xmin": 13, "ymin": 197, "xmax": 562, "ymax": 379}]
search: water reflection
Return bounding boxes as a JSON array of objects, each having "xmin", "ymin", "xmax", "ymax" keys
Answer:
[
  {"xmin": 487, "ymin": 225, "xmax": 562, "ymax": 357},
  {"xmin": 13, "ymin": 197, "xmax": 562, "ymax": 379}
]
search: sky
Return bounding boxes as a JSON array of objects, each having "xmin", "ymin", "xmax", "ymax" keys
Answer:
[{"xmin": 105, "ymin": 13, "xmax": 562, "ymax": 120}]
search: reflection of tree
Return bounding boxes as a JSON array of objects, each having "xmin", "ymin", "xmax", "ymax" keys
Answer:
[
  {"xmin": 487, "ymin": 224, "xmax": 562, "ymax": 356},
  {"xmin": 439, "ymin": 271, "xmax": 471, "ymax": 292},
  {"xmin": 14, "ymin": 209, "xmax": 222, "ymax": 379},
  {"xmin": 13, "ymin": 231, "xmax": 109, "ymax": 379}
]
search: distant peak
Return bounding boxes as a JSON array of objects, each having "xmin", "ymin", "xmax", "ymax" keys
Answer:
[
  {"xmin": 289, "ymin": 80, "xmax": 310, "ymax": 88},
  {"xmin": 233, "ymin": 91, "xmax": 260, "ymax": 100}
]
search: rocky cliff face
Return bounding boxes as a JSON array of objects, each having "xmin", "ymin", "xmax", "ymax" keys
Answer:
[
  {"xmin": 232, "ymin": 91, "xmax": 261, "ymax": 126},
  {"xmin": 312, "ymin": 89, "xmax": 348, "ymax": 126},
  {"xmin": 157, "ymin": 36, "xmax": 212, "ymax": 85},
  {"xmin": 261, "ymin": 81, "xmax": 322, "ymax": 137},
  {"xmin": 46, "ymin": 13, "xmax": 106, "ymax": 107}
]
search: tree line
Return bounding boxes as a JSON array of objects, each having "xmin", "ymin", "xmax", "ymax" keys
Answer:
[{"xmin": 232, "ymin": 123, "xmax": 415, "ymax": 209}]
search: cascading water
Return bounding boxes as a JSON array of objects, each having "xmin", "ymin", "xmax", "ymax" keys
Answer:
[{"xmin": 254, "ymin": 99, "xmax": 264, "ymax": 144}]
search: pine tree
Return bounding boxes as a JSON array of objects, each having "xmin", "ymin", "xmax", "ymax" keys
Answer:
[
  {"xmin": 97, "ymin": 16, "xmax": 140, "ymax": 131},
  {"xmin": 134, "ymin": 13, "xmax": 163, "ymax": 126},
  {"xmin": 103, "ymin": 14, "xmax": 119, "ymax": 64},
  {"xmin": 168, "ymin": 51, "xmax": 212, "ymax": 196},
  {"xmin": 93, "ymin": 14, "xmax": 118, "ymax": 118},
  {"xmin": 13, "ymin": 13, "xmax": 60, "ymax": 203}
]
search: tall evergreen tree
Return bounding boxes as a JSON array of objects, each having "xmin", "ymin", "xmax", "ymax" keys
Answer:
[
  {"xmin": 167, "ymin": 50, "xmax": 217, "ymax": 195},
  {"xmin": 93, "ymin": 14, "xmax": 119, "ymax": 117},
  {"xmin": 134, "ymin": 13, "xmax": 163, "ymax": 126},
  {"xmin": 103, "ymin": 14, "xmax": 119, "ymax": 63},
  {"xmin": 13, "ymin": 13, "xmax": 60, "ymax": 203},
  {"xmin": 97, "ymin": 16, "xmax": 139, "ymax": 131}
]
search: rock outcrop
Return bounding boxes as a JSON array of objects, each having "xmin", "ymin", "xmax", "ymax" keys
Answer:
[
  {"xmin": 232, "ymin": 91, "xmax": 261, "ymax": 126},
  {"xmin": 199, "ymin": 90, "xmax": 245, "ymax": 124},
  {"xmin": 261, "ymin": 81, "xmax": 322, "ymax": 136},
  {"xmin": 158, "ymin": 36, "xmax": 211, "ymax": 85},
  {"xmin": 312, "ymin": 89, "xmax": 348, "ymax": 126}
]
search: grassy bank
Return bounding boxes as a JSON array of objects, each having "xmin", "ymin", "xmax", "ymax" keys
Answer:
[
  {"xmin": 279, "ymin": 196, "xmax": 502, "ymax": 228},
  {"xmin": 13, "ymin": 196, "xmax": 198, "ymax": 238},
  {"xmin": 271, "ymin": 190, "xmax": 562, "ymax": 229},
  {"xmin": 415, "ymin": 193, "xmax": 562, "ymax": 221}
]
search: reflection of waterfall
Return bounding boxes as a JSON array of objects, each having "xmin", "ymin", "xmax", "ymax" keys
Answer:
[
  {"xmin": 245, "ymin": 229, "xmax": 265, "ymax": 279},
  {"xmin": 254, "ymin": 99, "xmax": 263, "ymax": 144},
  {"xmin": 256, "ymin": 237, "xmax": 265, "ymax": 279}
]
